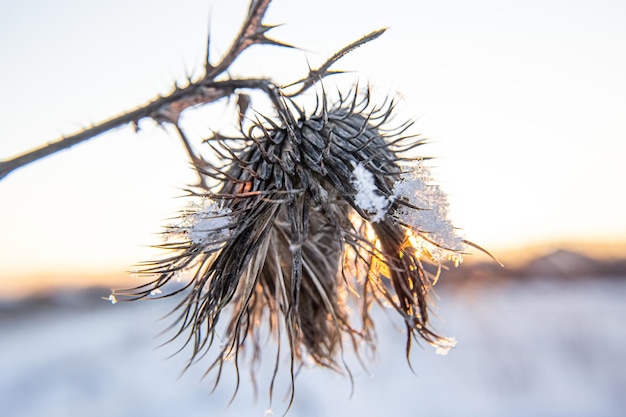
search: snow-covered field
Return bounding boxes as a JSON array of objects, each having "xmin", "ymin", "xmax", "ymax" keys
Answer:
[{"xmin": 1, "ymin": 278, "xmax": 625, "ymax": 417}]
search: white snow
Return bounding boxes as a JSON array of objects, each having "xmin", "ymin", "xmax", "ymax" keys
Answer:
[
  {"xmin": 434, "ymin": 336, "xmax": 457, "ymax": 356},
  {"xmin": 1, "ymin": 278, "xmax": 625, "ymax": 417},
  {"xmin": 167, "ymin": 198, "xmax": 231, "ymax": 246},
  {"xmin": 352, "ymin": 163, "xmax": 391, "ymax": 222},
  {"xmin": 393, "ymin": 163, "xmax": 465, "ymax": 262},
  {"xmin": 351, "ymin": 161, "xmax": 466, "ymax": 264}
]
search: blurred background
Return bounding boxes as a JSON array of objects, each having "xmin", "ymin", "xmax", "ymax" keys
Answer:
[{"xmin": 1, "ymin": 0, "xmax": 625, "ymax": 416}]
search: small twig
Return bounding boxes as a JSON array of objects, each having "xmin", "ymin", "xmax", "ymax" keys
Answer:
[
  {"xmin": 285, "ymin": 28, "xmax": 387, "ymax": 96},
  {"xmin": 205, "ymin": 0, "xmax": 292, "ymax": 79},
  {"xmin": 1, "ymin": 81, "xmax": 241, "ymax": 181},
  {"xmin": 0, "ymin": 0, "xmax": 283, "ymax": 182},
  {"xmin": 0, "ymin": 1, "xmax": 385, "ymax": 183}
]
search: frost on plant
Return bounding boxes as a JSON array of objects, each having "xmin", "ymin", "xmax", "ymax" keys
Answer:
[
  {"xmin": 164, "ymin": 198, "xmax": 232, "ymax": 247},
  {"xmin": 352, "ymin": 162, "xmax": 392, "ymax": 222},
  {"xmin": 393, "ymin": 162, "xmax": 466, "ymax": 265},
  {"xmin": 434, "ymin": 337, "xmax": 458, "ymax": 356},
  {"xmin": 114, "ymin": 86, "xmax": 476, "ymax": 405},
  {"xmin": 107, "ymin": 293, "xmax": 117, "ymax": 305},
  {"xmin": 353, "ymin": 160, "xmax": 466, "ymax": 264},
  {"xmin": 2, "ymin": 0, "xmax": 486, "ymax": 411}
]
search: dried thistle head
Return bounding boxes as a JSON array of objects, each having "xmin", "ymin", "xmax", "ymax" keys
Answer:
[{"xmin": 114, "ymin": 86, "xmax": 467, "ymax": 404}]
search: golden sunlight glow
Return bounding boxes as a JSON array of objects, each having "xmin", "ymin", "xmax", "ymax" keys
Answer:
[
  {"xmin": 404, "ymin": 230, "xmax": 463, "ymax": 269},
  {"xmin": 1, "ymin": 0, "xmax": 625, "ymax": 299}
]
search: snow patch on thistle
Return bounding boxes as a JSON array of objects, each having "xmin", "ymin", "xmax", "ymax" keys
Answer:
[
  {"xmin": 434, "ymin": 337, "xmax": 458, "ymax": 356},
  {"xmin": 393, "ymin": 162, "xmax": 465, "ymax": 263},
  {"xmin": 108, "ymin": 293, "xmax": 117, "ymax": 305},
  {"xmin": 352, "ymin": 162, "xmax": 391, "ymax": 222},
  {"xmin": 166, "ymin": 197, "xmax": 231, "ymax": 246}
]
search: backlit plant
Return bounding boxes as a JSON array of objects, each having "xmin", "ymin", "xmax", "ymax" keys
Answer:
[{"xmin": 1, "ymin": 0, "xmax": 492, "ymax": 411}]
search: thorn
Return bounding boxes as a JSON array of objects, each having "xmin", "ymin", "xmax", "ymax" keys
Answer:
[
  {"xmin": 320, "ymin": 82, "xmax": 329, "ymax": 123},
  {"xmin": 204, "ymin": 9, "xmax": 214, "ymax": 76},
  {"xmin": 237, "ymin": 93, "xmax": 251, "ymax": 129},
  {"xmin": 259, "ymin": 23, "xmax": 280, "ymax": 34},
  {"xmin": 285, "ymin": 28, "xmax": 386, "ymax": 96},
  {"xmin": 259, "ymin": 35, "xmax": 295, "ymax": 49},
  {"xmin": 325, "ymin": 69, "xmax": 347, "ymax": 76}
]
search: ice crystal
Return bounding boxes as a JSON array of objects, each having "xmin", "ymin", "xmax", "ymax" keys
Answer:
[
  {"xmin": 166, "ymin": 197, "xmax": 231, "ymax": 247},
  {"xmin": 108, "ymin": 293, "xmax": 118, "ymax": 305},
  {"xmin": 393, "ymin": 163, "xmax": 465, "ymax": 262},
  {"xmin": 352, "ymin": 162, "xmax": 391, "ymax": 222},
  {"xmin": 434, "ymin": 337, "xmax": 457, "ymax": 356}
]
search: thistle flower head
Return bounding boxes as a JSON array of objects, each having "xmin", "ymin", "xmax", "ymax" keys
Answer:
[{"xmin": 115, "ymin": 86, "xmax": 466, "ymax": 403}]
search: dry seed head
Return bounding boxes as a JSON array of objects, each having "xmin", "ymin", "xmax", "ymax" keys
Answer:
[{"xmin": 115, "ymin": 86, "xmax": 465, "ymax": 402}]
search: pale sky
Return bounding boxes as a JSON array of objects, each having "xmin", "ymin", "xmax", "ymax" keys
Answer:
[{"xmin": 1, "ymin": 0, "xmax": 625, "ymax": 295}]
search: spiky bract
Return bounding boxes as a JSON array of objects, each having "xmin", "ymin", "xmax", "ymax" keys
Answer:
[{"xmin": 115, "ymin": 87, "xmax": 462, "ymax": 400}]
